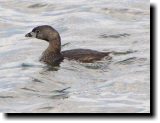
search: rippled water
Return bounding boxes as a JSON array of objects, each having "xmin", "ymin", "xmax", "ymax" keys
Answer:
[{"xmin": 0, "ymin": 0, "xmax": 150, "ymax": 113}]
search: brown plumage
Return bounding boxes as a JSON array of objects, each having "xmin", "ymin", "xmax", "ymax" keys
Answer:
[{"xmin": 25, "ymin": 25, "xmax": 111, "ymax": 65}]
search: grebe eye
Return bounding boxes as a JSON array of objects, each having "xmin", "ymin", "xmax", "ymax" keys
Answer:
[{"xmin": 36, "ymin": 30, "xmax": 40, "ymax": 33}]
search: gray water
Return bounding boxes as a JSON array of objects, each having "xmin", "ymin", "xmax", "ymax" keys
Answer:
[{"xmin": 0, "ymin": 0, "xmax": 150, "ymax": 113}]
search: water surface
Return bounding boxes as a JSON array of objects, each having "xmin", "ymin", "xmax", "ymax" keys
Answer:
[{"xmin": 0, "ymin": 0, "xmax": 150, "ymax": 113}]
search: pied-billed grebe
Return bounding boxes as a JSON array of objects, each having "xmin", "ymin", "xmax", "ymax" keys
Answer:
[{"xmin": 25, "ymin": 25, "xmax": 111, "ymax": 65}]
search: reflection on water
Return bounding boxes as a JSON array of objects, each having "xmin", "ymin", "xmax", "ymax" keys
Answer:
[
  {"xmin": 0, "ymin": 0, "xmax": 150, "ymax": 113},
  {"xmin": 100, "ymin": 33, "xmax": 130, "ymax": 39}
]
